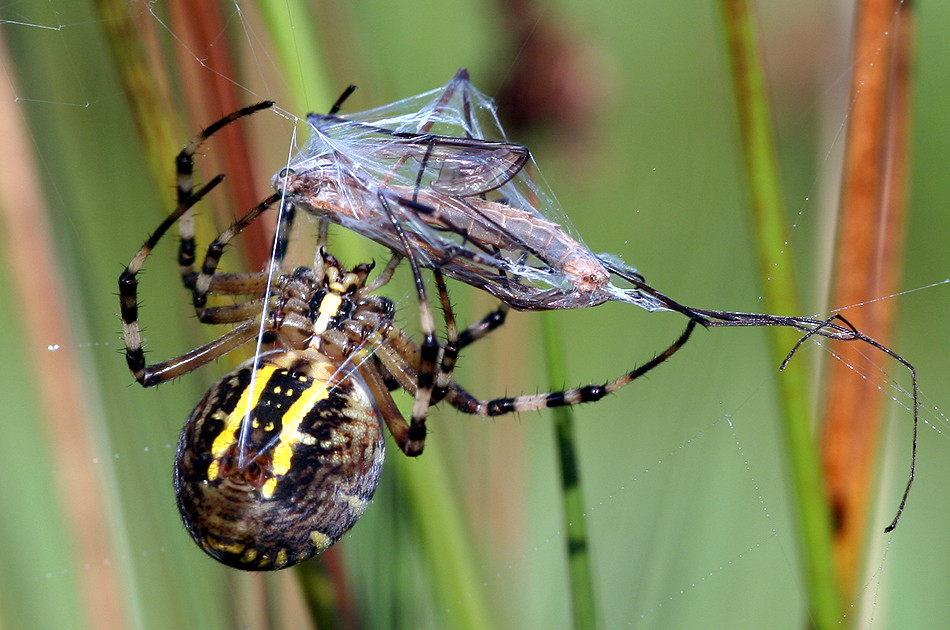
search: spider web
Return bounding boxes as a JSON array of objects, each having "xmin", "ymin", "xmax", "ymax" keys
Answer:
[{"xmin": 2, "ymin": 1, "xmax": 950, "ymax": 629}]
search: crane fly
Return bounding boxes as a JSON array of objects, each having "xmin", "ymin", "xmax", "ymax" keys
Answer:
[{"xmin": 265, "ymin": 69, "xmax": 917, "ymax": 532}]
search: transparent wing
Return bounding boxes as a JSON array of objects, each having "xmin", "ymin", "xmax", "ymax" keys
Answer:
[{"xmin": 307, "ymin": 113, "xmax": 530, "ymax": 196}]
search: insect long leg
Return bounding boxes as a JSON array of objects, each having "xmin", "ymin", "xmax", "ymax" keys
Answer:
[
  {"xmin": 376, "ymin": 192, "xmax": 439, "ymax": 455},
  {"xmin": 602, "ymin": 259, "xmax": 710, "ymax": 325},
  {"xmin": 418, "ymin": 68, "xmax": 474, "ymax": 136},
  {"xmin": 691, "ymin": 307, "xmax": 919, "ymax": 532},
  {"xmin": 327, "ymin": 85, "xmax": 357, "ymax": 116}
]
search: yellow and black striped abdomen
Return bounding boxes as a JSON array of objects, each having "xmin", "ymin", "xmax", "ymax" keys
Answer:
[{"xmin": 174, "ymin": 348, "xmax": 384, "ymax": 570}]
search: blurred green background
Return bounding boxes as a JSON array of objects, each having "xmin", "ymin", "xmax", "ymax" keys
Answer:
[{"xmin": 1, "ymin": 1, "xmax": 949, "ymax": 629}]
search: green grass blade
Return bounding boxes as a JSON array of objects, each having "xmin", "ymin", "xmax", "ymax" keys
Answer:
[
  {"xmin": 542, "ymin": 312, "xmax": 598, "ymax": 630},
  {"xmin": 719, "ymin": 0, "xmax": 840, "ymax": 626},
  {"xmin": 255, "ymin": 6, "xmax": 495, "ymax": 628}
]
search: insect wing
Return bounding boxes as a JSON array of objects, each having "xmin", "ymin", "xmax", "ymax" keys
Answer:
[
  {"xmin": 307, "ymin": 113, "xmax": 529, "ymax": 196},
  {"xmin": 284, "ymin": 70, "xmax": 673, "ymax": 312},
  {"xmin": 425, "ymin": 138, "xmax": 530, "ymax": 196}
]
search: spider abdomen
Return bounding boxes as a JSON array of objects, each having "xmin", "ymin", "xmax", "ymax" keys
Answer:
[{"xmin": 174, "ymin": 349, "xmax": 384, "ymax": 570}]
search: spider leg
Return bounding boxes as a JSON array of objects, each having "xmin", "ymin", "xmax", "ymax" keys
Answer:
[
  {"xmin": 456, "ymin": 302, "xmax": 510, "ymax": 350},
  {"xmin": 361, "ymin": 310, "xmax": 696, "ymax": 431},
  {"xmin": 428, "ymin": 298, "xmax": 511, "ymax": 404},
  {"xmin": 428, "ymin": 269, "xmax": 511, "ymax": 403},
  {"xmin": 176, "ymin": 101, "xmax": 274, "ymax": 285},
  {"xmin": 362, "ymin": 253, "xmax": 403, "ymax": 293},
  {"xmin": 196, "ymin": 299, "xmax": 268, "ymax": 324},
  {"xmin": 445, "ymin": 319, "xmax": 698, "ymax": 416},
  {"xmin": 348, "ymin": 334, "xmax": 418, "ymax": 456},
  {"xmin": 178, "ymin": 202, "xmax": 295, "ymax": 299},
  {"xmin": 122, "ymin": 170, "xmax": 285, "ymax": 388},
  {"xmin": 120, "ymin": 176, "xmax": 225, "ymax": 384},
  {"xmin": 320, "ymin": 315, "xmax": 422, "ymax": 456},
  {"xmin": 270, "ymin": 195, "xmax": 297, "ymax": 270},
  {"xmin": 191, "ymin": 193, "xmax": 283, "ymax": 311},
  {"xmin": 431, "ymin": 269, "xmax": 459, "ymax": 403},
  {"xmin": 134, "ymin": 321, "xmax": 262, "ymax": 386}
]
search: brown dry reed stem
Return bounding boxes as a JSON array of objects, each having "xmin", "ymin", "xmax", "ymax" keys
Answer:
[
  {"xmin": 167, "ymin": 6, "xmax": 352, "ymax": 627},
  {"xmin": 821, "ymin": 0, "xmax": 912, "ymax": 601},
  {"xmin": 168, "ymin": 0, "xmax": 273, "ymax": 269},
  {"xmin": 0, "ymin": 28, "xmax": 126, "ymax": 630}
]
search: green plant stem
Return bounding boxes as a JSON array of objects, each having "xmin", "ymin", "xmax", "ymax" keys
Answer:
[
  {"xmin": 400, "ymin": 452, "xmax": 494, "ymax": 630},
  {"xmin": 541, "ymin": 312, "xmax": 597, "ymax": 630},
  {"xmin": 256, "ymin": 0, "xmax": 363, "ymax": 269},
  {"xmin": 719, "ymin": 1, "xmax": 841, "ymax": 626},
  {"xmin": 95, "ymin": 0, "xmax": 178, "ymax": 196},
  {"xmin": 255, "ymin": 0, "xmax": 333, "ymax": 114}
]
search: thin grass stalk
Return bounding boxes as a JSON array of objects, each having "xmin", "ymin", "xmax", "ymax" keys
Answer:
[
  {"xmin": 95, "ymin": 0, "xmax": 178, "ymax": 197},
  {"xmin": 254, "ymin": 5, "xmax": 495, "ymax": 626},
  {"xmin": 400, "ymin": 454, "xmax": 494, "ymax": 630},
  {"xmin": 0, "ymin": 29, "xmax": 125, "ymax": 630},
  {"xmin": 253, "ymin": 0, "xmax": 333, "ymax": 114},
  {"xmin": 541, "ymin": 312, "xmax": 597, "ymax": 630},
  {"xmin": 820, "ymin": 0, "xmax": 911, "ymax": 601},
  {"xmin": 718, "ymin": 0, "xmax": 841, "ymax": 626},
  {"xmin": 294, "ymin": 562, "xmax": 347, "ymax": 630},
  {"xmin": 168, "ymin": 0, "xmax": 273, "ymax": 267},
  {"xmin": 254, "ymin": 0, "xmax": 364, "ymax": 270}
]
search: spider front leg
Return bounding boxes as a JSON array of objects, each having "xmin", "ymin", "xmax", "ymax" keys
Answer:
[
  {"xmin": 189, "ymin": 194, "xmax": 283, "ymax": 312},
  {"xmin": 120, "ymin": 176, "xmax": 282, "ymax": 386},
  {"xmin": 176, "ymin": 101, "xmax": 274, "ymax": 286},
  {"xmin": 120, "ymin": 175, "xmax": 225, "ymax": 385},
  {"xmin": 375, "ymin": 193, "xmax": 442, "ymax": 455},
  {"xmin": 173, "ymin": 102, "xmax": 298, "ymax": 318}
]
